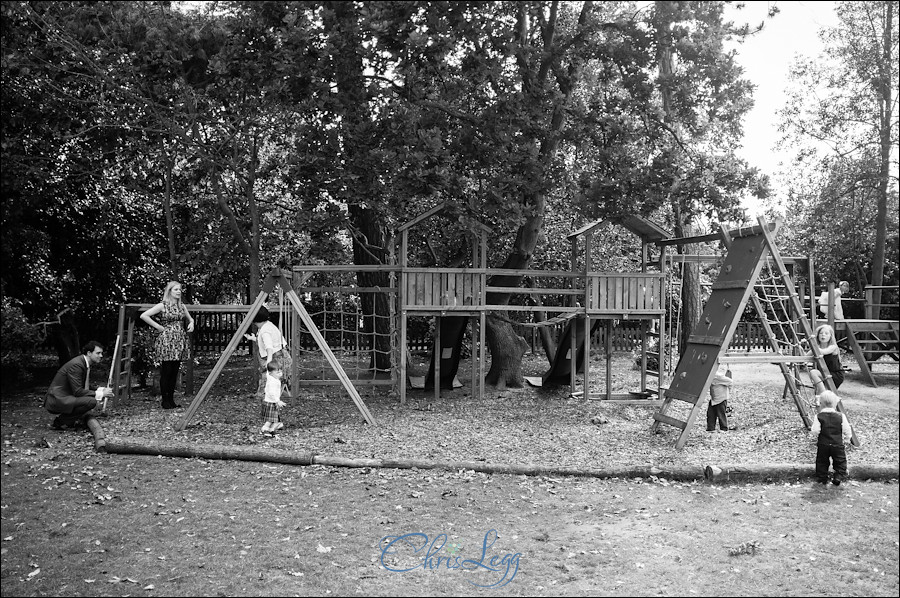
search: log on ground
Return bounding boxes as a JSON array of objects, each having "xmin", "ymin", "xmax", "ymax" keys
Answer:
[
  {"xmin": 314, "ymin": 455, "xmax": 705, "ymax": 480},
  {"xmin": 85, "ymin": 416, "xmax": 106, "ymax": 452},
  {"xmin": 104, "ymin": 436, "xmax": 315, "ymax": 465},
  {"xmin": 704, "ymin": 463, "xmax": 899, "ymax": 482}
]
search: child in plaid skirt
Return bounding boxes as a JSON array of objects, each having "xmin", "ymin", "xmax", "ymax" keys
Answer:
[{"xmin": 261, "ymin": 361, "xmax": 286, "ymax": 434}]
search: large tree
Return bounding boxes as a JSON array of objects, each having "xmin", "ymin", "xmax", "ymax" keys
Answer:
[
  {"xmin": 363, "ymin": 1, "xmax": 764, "ymax": 386},
  {"xmin": 777, "ymin": 1, "xmax": 899, "ymax": 311}
]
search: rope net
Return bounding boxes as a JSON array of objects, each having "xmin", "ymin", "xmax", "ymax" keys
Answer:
[
  {"xmin": 289, "ymin": 269, "xmax": 397, "ymax": 386},
  {"xmin": 753, "ymin": 260, "xmax": 817, "ymax": 416}
]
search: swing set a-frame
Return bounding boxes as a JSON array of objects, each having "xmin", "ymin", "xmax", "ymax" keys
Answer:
[
  {"xmin": 173, "ymin": 269, "xmax": 377, "ymax": 432},
  {"xmin": 651, "ymin": 216, "xmax": 860, "ymax": 449}
]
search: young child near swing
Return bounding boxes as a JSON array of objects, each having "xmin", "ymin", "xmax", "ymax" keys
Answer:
[
  {"xmin": 805, "ymin": 323, "xmax": 844, "ymax": 389},
  {"xmin": 261, "ymin": 361, "xmax": 286, "ymax": 434}
]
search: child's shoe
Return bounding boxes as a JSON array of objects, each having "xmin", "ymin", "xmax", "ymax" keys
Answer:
[
  {"xmin": 261, "ymin": 422, "xmax": 272, "ymax": 434},
  {"xmin": 271, "ymin": 422, "xmax": 284, "ymax": 432}
]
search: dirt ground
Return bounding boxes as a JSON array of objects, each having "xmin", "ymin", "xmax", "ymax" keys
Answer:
[
  {"xmin": 1, "ymin": 354, "xmax": 898, "ymax": 596},
  {"xmin": 723, "ymin": 359, "xmax": 899, "ymax": 417}
]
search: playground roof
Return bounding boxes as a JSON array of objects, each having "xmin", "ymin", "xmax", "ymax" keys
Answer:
[
  {"xmin": 397, "ymin": 200, "xmax": 492, "ymax": 234},
  {"xmin": 567, "ymin": 215, "xmax": 671, "ymax": 243}
]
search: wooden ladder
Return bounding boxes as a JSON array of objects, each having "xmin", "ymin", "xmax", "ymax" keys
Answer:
[{"xmin": 111, "ymin": 305, "xmax": 137, "ymax": 406}]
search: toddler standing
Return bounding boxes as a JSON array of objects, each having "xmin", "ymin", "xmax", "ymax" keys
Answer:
[
  {"xmin": 809, "ymin": 389, "xmax": 851, "ymax": 486},
  {"xmin": 261, "ymin": 361, "xmax": 286, "ymax": 434},
  {"xmin": 706, "ymin": 362, "xmax": 733, "ymax": 432}
]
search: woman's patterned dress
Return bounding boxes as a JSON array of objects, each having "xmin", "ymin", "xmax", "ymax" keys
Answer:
[{"xmin": 154, "ymin": 301, "xmax": 189, "ymax": 362}]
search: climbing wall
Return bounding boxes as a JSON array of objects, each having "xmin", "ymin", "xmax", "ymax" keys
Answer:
[{"xmin": 651, "ymin": 224, "xmax": 774, "ymax": 449}]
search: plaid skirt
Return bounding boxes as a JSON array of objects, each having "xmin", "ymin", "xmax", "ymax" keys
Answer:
[{"xmin": 260, "ymin": 401, "xmax": 280, "ymax": 424}]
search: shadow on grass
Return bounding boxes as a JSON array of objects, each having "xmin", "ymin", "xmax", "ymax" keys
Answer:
[{"xmin": 803, "ymin": 483, "xmax": 846, "ymax": 503}]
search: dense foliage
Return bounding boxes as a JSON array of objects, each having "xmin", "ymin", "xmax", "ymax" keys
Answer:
[
  {"xmin": 773, "ymin": 1, "xmax": 899, "ymax": 296},
  {"xmin": 6, "ymin": 1, "xmax": 886, "ymax": 370}
]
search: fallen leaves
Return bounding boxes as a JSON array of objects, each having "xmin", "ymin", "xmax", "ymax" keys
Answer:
[{"xmin": 728, "ymin": 540, "xmax": 761, "ymax": 556}]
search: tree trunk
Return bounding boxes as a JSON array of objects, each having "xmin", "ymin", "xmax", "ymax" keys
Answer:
[
  {"xmin": 483, "ymin": 316, "xmax": 529, "ymax": 389},
  {"xmin": 870, "ymin": 0, "xmax": 894, "ymax": 318},
  {"xmin": 162, "ymin": 148, "xmax": 178, "ymax": 276},
  {"xmin": 210, "ymin": 167, "xmax": 260, "ymax": 299},
  {"xmin": 482, "ymin": 2, "xmax": 597, "ymax": 389},
  {"xmin": 53, "ymin": 308, "xmax": 80, "ymax": 365},
  {"xmin": 675, "ymin": 218, "xmax": 701, "ymax": 356},
  {"xmin": 350, "ymin": 210, "xmax": 392, "ymax": 374},
  {"xmin": 324, "ymin": 1, "xmax": 392, "ymax": 373},
  {"xmin": 484, "ymin": 194, "xmax": 545, "ymax": 387},
  {"xmin": 656, "ymin": 1, "xmax": 701, "ymax": 355},
  {"xmin": 532, "ymin": 307, "xmax": 557, "ymax": 364},
  {"xmin": 246, "ymin": 137, "xmax": 262, "ymax": 299}
]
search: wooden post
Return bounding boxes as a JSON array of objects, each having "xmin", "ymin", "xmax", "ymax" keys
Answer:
[
  {"xmin": 399, "ymin": 230, "xmax": 408, "ymax": 405},
  {"xmin": 826, "ymin": 281, "xmax": 835, "ymax": 329},
  {"xmin": 605, "ymin": 320, "xmax": 612, "ymax": 400},
  {"xmin": 124, "ymin": 316, "xmax": 135, "ymax": 401},
  {"xmin": 113, "ymin": 305, "xmax": 126, "ymax": 405},
  {"xmin": 434, "ymin": 315, "xmax": 441, "ymax": 401},
  {"xmin": 186, "ymin": 328, "xmax": 195, "ymax": 395}
]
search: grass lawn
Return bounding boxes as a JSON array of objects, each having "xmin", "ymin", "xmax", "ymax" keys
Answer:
[{"xmin": 2, "ymin": 353, "xmax": 898, "ymax": 596}]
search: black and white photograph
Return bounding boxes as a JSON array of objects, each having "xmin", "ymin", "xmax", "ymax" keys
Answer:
[{"xmin": 2, "ymin": 1, "xmax": 897, "ymax": 595}]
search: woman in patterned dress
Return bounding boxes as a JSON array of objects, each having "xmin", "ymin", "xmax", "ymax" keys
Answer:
[{"xmin": 140, "ymin": 281, "xmax": 195, "ymax": 409}]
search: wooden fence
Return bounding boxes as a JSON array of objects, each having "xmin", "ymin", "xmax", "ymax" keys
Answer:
[
  {"xmin": 192, "ymin": 311, "xmax": 254, "ymax": 354},
  {"xmin": 186, "ymin": 311, "xmax": 771, "ymax": 355}
]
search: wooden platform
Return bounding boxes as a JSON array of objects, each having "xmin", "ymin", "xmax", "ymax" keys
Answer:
[{"xmin": 833, "ymin": 319, "xmax": 899, "ymax": 387}]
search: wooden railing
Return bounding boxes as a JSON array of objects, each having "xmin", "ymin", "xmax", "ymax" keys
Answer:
[
  {"xmin": 864, "ymin": 285, "xmax": 900, "ymax": 320},
  {"xmin": 403, "ymin": 268, "xmax": 483, "ymax": 308},
  {"xmin": 586, "ymin": 273, "xmax": 664, "ymax": 314}
]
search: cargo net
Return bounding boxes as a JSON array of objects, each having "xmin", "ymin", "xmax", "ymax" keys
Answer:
[
  {"xmin": 752, "ymin": 260, "xmax": 817, "ymax": 416},
  {"xmin": 289, "ymin": 268, "xmax": 397, "ymax": 387}
]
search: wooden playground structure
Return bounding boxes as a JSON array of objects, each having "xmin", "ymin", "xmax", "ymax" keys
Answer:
[
  {"xmin": 107, "ymin": 206, "xmax": 898, "ymax": 448},
  {"xmin": 818, "ymin": 282, "xmax": 899, "ymax": 387}
]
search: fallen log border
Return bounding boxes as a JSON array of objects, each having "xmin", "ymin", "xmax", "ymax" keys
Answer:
[
  {"xmin": 88, "ymin": 427, "xmax": 899, "ymax": 483},
  {"xmin": 84, "ymin": 416, "xmax": 105, "ymax": 452},
  {"xmin": 703, "ymin": 463, "xmax": 899, "ymax": 483}
]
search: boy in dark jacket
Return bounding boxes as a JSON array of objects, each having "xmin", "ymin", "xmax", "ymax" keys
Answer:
[{"xmin": 809, "ymin": 390, "xmax": 852, "ymax": 486}]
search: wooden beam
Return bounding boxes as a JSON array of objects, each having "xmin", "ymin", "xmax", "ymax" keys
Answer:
[
  {"xmin": 656, "ymin": 231, "xmax": 724, "ymax": 247},
  {"xmin": 276, "ymin": 272, "xmax": 377, "ymax": 425},
  {"xmin": 175, "ymin": 289, "xmax": 269, "ymax": 431}
]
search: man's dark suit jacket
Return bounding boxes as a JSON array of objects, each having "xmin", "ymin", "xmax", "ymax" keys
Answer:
[{"xmin": 44, "ymin": 355, "xmax": 93, "ymax": 414}]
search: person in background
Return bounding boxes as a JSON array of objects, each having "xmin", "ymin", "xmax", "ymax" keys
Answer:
[
  {"xmin": 44, "ymin": 341, "xmax": 114, "ymax": 430},
  {"xmin": 818, "ymin": 280, "xmax": 850, "ymax": 320},
  {"xmin": 141, "ymin": 281, "xmax": 194, "ymax": 409}
]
